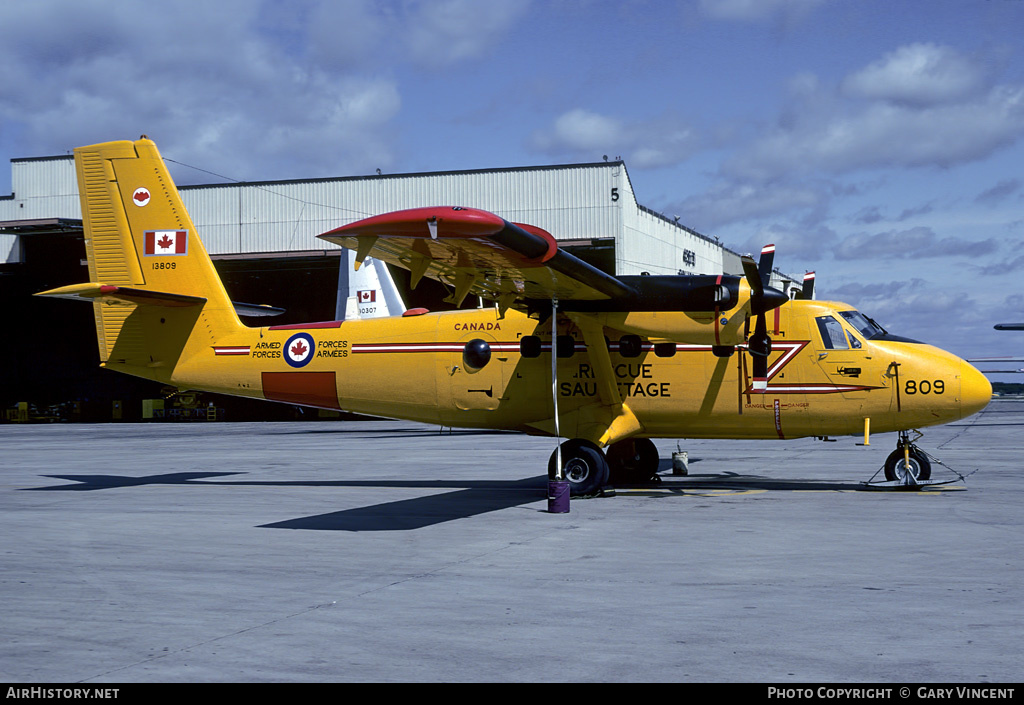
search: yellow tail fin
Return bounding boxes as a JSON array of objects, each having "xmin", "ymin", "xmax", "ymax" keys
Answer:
[{"xmin": 38, "ymin": 137, "xmax": 243, "ymax": 380}]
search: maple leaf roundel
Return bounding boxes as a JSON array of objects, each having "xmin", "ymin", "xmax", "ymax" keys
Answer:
[{"xmin": 284, "ymin": 332, "xmax": 315, "ymax": 368}]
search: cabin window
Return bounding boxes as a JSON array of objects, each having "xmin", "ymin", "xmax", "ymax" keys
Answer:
[
  {"xmin": 816, "ymin": 316, "xmax": 849, "ymax": 350},
  {"xmin": 556, "ymin": 335, "xmax": 576, "ymax": 358},
  {"xmin": 654, "ymin": 342, "xmax": 676, "ymax": 358},
  {"xmin": 520, "ymin": 336, "xmax": 541, "ymax": 358},
  {"xmin": 619, "ymin": 335, "xmax": 642, "ymax": 358}
]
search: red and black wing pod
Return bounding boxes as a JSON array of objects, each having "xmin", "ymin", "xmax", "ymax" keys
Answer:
[{"xmin": 319, "ymin": 206, "xmax": 634, "ymax": 305}]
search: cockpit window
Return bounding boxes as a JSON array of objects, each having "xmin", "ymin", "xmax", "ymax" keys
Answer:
[
  {"xmin": 816, "ymin": 316, "xmax": 849, "ymax": 350},
  {"xmin": 838, "ymin": 310, "xmax": 886, "ymax": 340}
]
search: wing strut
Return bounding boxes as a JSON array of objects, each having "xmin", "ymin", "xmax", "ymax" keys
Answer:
[{"xmin": 549, "ymin": 297, "xmax": 569, "ymax": 513}]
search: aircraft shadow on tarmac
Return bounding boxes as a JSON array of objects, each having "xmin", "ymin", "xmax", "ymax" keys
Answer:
[
  {"xmin": 26, "ymin": 472, "xmax": 548, "ymax": 531},
  {"xmin": 25, "ymin": 461, "xmax": 886, "ymax": 531}
]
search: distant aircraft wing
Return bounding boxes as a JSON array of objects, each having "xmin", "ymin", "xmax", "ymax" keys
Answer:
[
  {"xmin": 318, "ymin": 206, "xmax": 634, "ymax": 310},
  {"xmin": 995, "ymin": 323, "xmax": 1024, "ymax": 330}
]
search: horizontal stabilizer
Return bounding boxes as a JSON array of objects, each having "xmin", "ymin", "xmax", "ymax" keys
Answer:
[
  {"xmin": 233, "ymin": 301, "xmax": 286, "ymax": 317},
  {"xmin": 36, "ymin": 283, "xmax": 206, "ymax": 308},
  {"xmin": 37, "ymin": 283, "xmax": 282, "ymax": 317}
]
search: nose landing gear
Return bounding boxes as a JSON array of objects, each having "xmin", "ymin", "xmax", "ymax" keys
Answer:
[
  {"xmin": 884, "ymin": 430, "xmax": 932, "ymax": 484},
  {"xmin": 865, "ymin": 429, "xmax": 969, "ymax": 490}
]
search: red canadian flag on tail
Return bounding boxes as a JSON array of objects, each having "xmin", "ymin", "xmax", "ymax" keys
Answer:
[
  {"xmin": 358, "ymin": 290, "xmax": 376, "ymax": 303},
  {"xmin": 144, "ymin": 230, "xmax": 188, "ymax": 256}
]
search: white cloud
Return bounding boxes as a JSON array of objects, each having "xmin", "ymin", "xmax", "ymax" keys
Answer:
[
  {"xmin": 538, "ymin": 109, "xmax": 624, "ymax": 153},
  {"xmin": 697, "ymin": 0, "xmax": 825, "ymax": 22},
  {"xmin": 728, "ymin": 81, "xmax": 1024, "ymax": 179},
  {"xmin": 0, "ymin": 0, "xmax": 534, "ymax": 185},
  {"xmin": 716, "ymin": 43, "xmax": 1024, "ymax": 182},
  {"xmin": 834, "ymin": 226, "xmax": 999, "ymax": 261},
  {"xmin": 827, "ymin": 277, "xmax": 980, "ymax": 347},
  {"xmin": 671, "ymin": 180, "xmax": 824, "ymax": 231},
  {"xmin": 306, "ymin": 0, "xmax": 530, "ymax": 71},
  {"xmin": 732, "ymin": 219, "xmax": 838, "ymax": 263},
  {"xmin": 0, "ymin": 1, "xmax": 414, "ymax": 183},
  {"xmin": 307, "ymin": 0, "xmax": 390, "ymax": 70},
  {"xmin": 841, "ymin": 43, "xmax": 987, "ymax": 106},
  {"xmin": 404, "ymin": 0, "xmax": 532, "ymax": 69},
  {"xmin": 529, "ymin": 109, "xmax": 698, "ymax": 167}
]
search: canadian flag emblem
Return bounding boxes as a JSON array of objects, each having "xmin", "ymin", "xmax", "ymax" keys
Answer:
[
  {"xmin": 144, "ymin": 230, "xmax": 188, "ymax": 256},
  {"xmin": 358, "ymin": 290, "xmax": 376, "ymax": 303}
]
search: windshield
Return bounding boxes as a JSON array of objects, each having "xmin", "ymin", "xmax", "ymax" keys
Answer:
[{"xmin": 838, "ymin": 310, "xmax": 886, "ymax": 340}]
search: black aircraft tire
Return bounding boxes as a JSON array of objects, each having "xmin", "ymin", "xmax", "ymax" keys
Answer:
[
  {"xmin": 606, "ymin": 438, "xmax": 660, "ymax": 485},
  {"xmin": 548, "ymin": 439, "xmax": 610, "ymax": 497},
  {"xmin": 884, "ymin": 447, "xmax": 932, "ymax": 482}
]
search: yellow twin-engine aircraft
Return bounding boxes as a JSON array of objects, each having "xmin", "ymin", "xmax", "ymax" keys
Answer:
[{"xmin": 39, "ymin": 138, "xmax": 992, "ymax": 497}]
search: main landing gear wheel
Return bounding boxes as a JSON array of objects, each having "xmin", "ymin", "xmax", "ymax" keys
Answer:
[
  {"xmin": 549, "ymin": 439, "xmax": 610, "ymax": 497},
  {"xmin": 606, "ymin": 438, "xmax": 660, "ymax": 485},
  {"xmin": 884, "ymin": 445, "xmax": 932, "ymax": 483}
]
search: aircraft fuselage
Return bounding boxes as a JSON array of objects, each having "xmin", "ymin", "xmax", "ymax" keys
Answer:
[{"xmin": 111, "ymin": 298, "xmax": 991, "ymax": 444}]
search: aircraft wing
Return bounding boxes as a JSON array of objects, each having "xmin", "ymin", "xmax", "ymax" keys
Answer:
[
  {"xmin": 318, "ymin": 207, "xmax": 634, "ymax": 309},
  {"xmin": 995, "ymin": 323, "xmax": 1024, "ymax": 330}
]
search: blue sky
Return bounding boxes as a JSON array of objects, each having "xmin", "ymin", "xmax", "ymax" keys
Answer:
[{"xmin": 2, "ymin": 0, "xmax": 1023, "ymax": 374}]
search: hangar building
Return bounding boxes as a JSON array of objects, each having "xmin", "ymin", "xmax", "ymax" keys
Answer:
[{"xmin": 0, "ymin": 151, "xmax": 801, "ymax": 420}]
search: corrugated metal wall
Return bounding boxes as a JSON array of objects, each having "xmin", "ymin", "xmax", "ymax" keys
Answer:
[
  {"xmin": 4, "ymin": 157, "xmax": 79, "ymax": 220},
  {"xmin": 620, "ymin": 206, "xmax": 725, "ymax": 276},
  {"xmin": 185, "ymin": 163, "xmax": 630, "ymax": 256},
  {"xmin": 0, "ymin": 155, "xmax": 736, "ymax": 279}
]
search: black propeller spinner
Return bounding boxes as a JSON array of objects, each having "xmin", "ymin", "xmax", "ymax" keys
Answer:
[{"xmin": 740, "ymin": 245, "xmax": 789, "ymax": 390}]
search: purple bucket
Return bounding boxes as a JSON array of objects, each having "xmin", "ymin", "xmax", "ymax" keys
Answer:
[{"xmin": 547, "ymin": 480, "xmax": 570, "ymax": 513}]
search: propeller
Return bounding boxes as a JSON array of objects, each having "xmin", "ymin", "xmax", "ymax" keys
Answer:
[{"xmin": 740, "ymin": 245, "xmax": 789, "ymax": 393}]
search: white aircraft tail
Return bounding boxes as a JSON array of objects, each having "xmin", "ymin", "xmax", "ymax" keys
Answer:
[{"xmin": 335, "ymin": 252, "xmax": 406, "ymax": 320}]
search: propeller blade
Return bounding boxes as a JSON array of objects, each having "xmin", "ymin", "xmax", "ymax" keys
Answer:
[
  {"xmin": 801, "ymin": 271, "xmax": 815, "ymax": 300},
  {"xmin": 748, "ymin": 312, "xmax": 771, "ymax": 393},
  {"xmin": 758, "ymin": 244, "xmax": 775, "ymax": 285},
  {"xmin": 740, "ymin": 255, "xmax": 763, "ymax": 298},
  {"xmin": 751, "ymin": 346, "xmax": 768, "ymax": 393},
  {"xmin": 748, "ymin": 307, "xmax": 771, "ymax": 357}
]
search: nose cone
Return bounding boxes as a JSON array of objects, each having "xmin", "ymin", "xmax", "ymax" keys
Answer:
[
  {"xmin": 753, "ymin": 286, "xmax": 790, "ymax": 315},
  {"xmin": 960, "ymin": 361, "xmax": 992, "ymax": 420}
]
